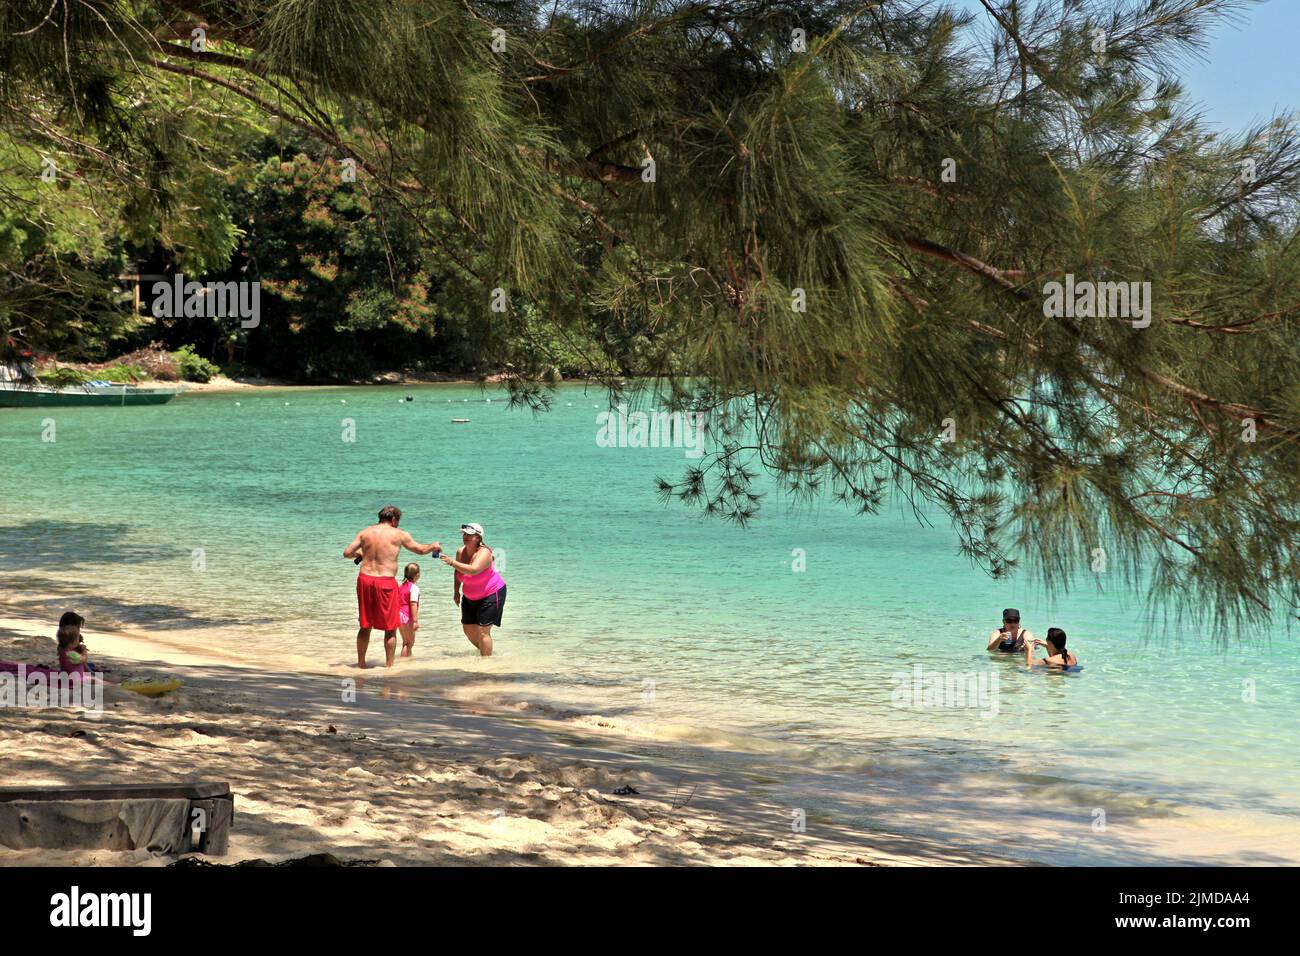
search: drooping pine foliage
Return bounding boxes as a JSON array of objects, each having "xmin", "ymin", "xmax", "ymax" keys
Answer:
[{"xmin": 0, "ymin": 1, "xmax": 1296, "ymax": 632}]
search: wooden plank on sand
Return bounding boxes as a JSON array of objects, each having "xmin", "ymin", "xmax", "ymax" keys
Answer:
[
  {"xmin": 0, "ymin": 781, "xmax": 231, "ymax": 802},
  {"xmin": 0, "ymin": 782, "xmax": 234, "ymax": 856}
]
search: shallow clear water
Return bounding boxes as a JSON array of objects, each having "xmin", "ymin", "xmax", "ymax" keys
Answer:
[{"xmin": 2, "ymin": 384, "xmax": 1297, "ymax": 864}]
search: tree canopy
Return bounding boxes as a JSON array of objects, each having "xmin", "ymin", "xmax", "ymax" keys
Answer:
[{"xmin": 1, "ymin": 0, "xmax": 1297, "ymax": 632}]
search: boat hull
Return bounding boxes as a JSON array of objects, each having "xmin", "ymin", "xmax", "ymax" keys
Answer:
[{"xmin": 0, "ymin": 388, "xmax": 179, "ymax": 407}]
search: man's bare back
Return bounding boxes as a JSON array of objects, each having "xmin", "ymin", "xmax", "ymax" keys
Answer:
[{"xmin": 345, "ymin": 523, "xmax": 439, "ymax": 577}]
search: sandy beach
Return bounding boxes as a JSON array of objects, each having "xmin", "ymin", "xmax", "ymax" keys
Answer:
[{"xmin": 0, "ymin": 608, "xmax": 1005, "ymax": 867}]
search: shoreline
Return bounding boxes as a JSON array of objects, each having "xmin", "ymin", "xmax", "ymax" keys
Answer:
[
  {"xmin": 182, "ymin": 372, "xmax": 517, "ymax": 394},
  {"xmin": 15, "ymin": 366, "xmax": 618, "ymax": 397},
  {"xmin": 0, "ymin": 608, "xmax": 1009, "ymax": 867}
]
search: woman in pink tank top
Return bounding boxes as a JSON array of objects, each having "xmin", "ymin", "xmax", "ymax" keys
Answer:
[{"xmin": 441, "ymin": 521, "xmax": 506, "ymax": 657}]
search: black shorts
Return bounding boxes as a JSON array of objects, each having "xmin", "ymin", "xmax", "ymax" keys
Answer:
[{"xmin": 461, "ymin": 585, "xmax": 505, "ymax": 628}]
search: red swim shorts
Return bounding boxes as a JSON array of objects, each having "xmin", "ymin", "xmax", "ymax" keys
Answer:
[{"xmin": 357, "ymin": 573, "xmax": 401, "ymax": 631}]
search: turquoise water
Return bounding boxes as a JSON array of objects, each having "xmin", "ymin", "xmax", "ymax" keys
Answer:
[{"xmin": 2, "ymin": 384, "xmax": 1297, "ymax": 864}]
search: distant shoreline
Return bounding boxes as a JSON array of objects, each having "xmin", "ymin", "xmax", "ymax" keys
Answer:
[
  {"xmin": 27, "ymin": 350, "xmax": 623, "ymax": 394},
  {"xmin": 184, "ymin": 371, "xmax": 513, "ymax": 393}
]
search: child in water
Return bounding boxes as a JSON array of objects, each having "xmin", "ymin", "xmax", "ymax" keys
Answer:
[{"xmin": 398, "ymin": 563, "xmax": 421, "ymax": 658}]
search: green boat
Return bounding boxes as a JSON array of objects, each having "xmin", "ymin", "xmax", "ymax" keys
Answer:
[{"xmin": 0, "ymin": 365, "xmax": 182, "ymax": 407}]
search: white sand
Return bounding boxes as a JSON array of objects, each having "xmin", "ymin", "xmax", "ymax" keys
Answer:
[{"xmin": 0, "ymin": 613, "xmax": 1003, "ymax": 866}]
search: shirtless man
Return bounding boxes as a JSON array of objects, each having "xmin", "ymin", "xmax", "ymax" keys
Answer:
[{"xmin": 343, "ymin": 506, "xmax": 441, "ymax": 668}]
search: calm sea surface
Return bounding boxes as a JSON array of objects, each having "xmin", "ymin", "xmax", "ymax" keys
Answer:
[{"xmin": 2, "ymin": 384, "xmax": 1296, "ymax": 863}]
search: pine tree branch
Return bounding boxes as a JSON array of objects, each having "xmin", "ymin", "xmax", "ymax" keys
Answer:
[
  {"xmin": 144, "ymin": 57, "xmax": 489, "ymax": 285},
  {"xmin": 155, "ymin": 40, "xmax": 252, "ymax": 72},
  {"xmin": 11, "ymin": 0, "xmax": 60, "ymax": 37},
  {"xmin": 889, "ymin": 231, "xmax": 1300, "ymax": 446}
]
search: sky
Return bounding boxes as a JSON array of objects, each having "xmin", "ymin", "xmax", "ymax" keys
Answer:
[
  {"xmin": 949, "ymin": 0, "xmax": 1300, "ymax": 131},
  {"xmin": 1177, "ymin": 0, "xmax": 1300, "ymax": 129}
]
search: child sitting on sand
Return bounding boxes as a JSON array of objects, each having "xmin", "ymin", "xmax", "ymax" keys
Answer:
[
  {"xmin": 55, "ymin": 610, "xmax": 117, "ymax": 681},
  {"xmin": 56, "ymin": 610, "xmax": 88, "ymax": 675},
  {"xmin": 398, "ymin": 563, "xmax": 422, "ymax": 659}
]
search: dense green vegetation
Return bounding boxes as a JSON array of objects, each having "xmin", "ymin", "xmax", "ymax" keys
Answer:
[
  {"xmin": 172, "ymin": 345, "xmax": 218, "ymax": 382},
  {"xmin": 0, "ymin": 100, "xmax": 614, "ymax": 381},
  {"xmin": 0, "ymin": 1, "xmax": 1297, "ymax": 630}
]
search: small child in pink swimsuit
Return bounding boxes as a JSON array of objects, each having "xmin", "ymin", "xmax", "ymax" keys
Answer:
[{"xmin": 398, "ymin": 563, "xmax": 422, "ymax": 658}]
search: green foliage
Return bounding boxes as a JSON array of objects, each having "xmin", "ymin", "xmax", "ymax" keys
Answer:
[
  {"xmin": 37, "ymin": 367, "xmax": 86, "ymax": 388},
  {"xmin": 226, "ymin": 148, "xmax": 443, "ymax": 379},
  {"xmin": 174, "ymin": 345, "xmax": 219, "ymax": 383},
  {"xmin": 95, "ymin": 363, "xmax": 147, "ymax": 383},
  {"xmin": 0, "ymin": 150, "xmax": 137, "ymax": 360},
  {"xmin": 40, "ymin": 363, "xmax": 146, "ymax": 385},
  {"xmin": 1, "ymin": 0, "xmax": 1297, "ymax": 631}
]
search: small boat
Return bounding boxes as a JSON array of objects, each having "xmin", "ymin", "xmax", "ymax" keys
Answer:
[
  {"xmin": 0, "ymin": 365, "xmax": 182, "ymax": 407},
  {"xmin": 451, "ymin": 418, "xmax": 470, "ymax": 423}
]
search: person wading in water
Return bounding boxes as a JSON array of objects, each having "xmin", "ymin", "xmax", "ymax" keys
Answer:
[
  {"xmin": 343, "ymin": 506, "xmax": 441, "ymax": 668},
  {"xmin": 442, "ymin": 522, "xmax": 506, "ymax": 658},
  {"xmin": 986, "ymin": 608, "xmax": 1036, "ymax": 654}
]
